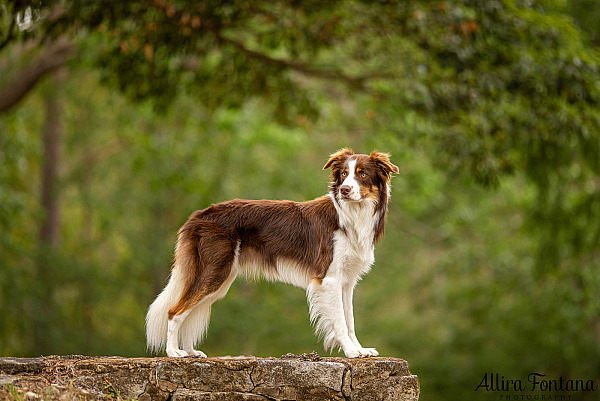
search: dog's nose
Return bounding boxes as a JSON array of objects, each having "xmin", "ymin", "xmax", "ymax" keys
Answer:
[{"xmin": 340, "ymin": 185, "xmax": 351, "ymax": 196}]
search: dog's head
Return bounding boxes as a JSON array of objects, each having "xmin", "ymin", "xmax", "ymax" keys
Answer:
[{"xmin": 323, "ymin": 148, "xmax": 399, "ymax": 203}]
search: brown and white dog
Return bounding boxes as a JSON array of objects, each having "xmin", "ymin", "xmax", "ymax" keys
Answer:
[{"xmin": 146, "ymin": 148, "xmax": 398, "ymax": 358}]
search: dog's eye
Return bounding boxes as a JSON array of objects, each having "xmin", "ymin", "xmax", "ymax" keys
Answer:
[
  {"xmin": 341, "ymin": 171, "xmax": 348, "ymax": 177},
  {"xmin": 360, "ymin": 173, "xmax": 367, "ymax": 178}
]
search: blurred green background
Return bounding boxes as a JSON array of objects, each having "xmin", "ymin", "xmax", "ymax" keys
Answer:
[{"xmin": 1, "ymin": 1, "xmax": 599, "ymax": 400}]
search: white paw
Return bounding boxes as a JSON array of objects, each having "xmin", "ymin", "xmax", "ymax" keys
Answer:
[
  {"xmin": 186, "ymin": 349, "xmax": 207, "ymax": 358},
  {"xmin": 345, "ymin": 347, "xmax": 379, "ymax": 358},
  {"xmin": 166, "ymin": 348, "xmax": 189, "ymax": 358},
  {"xmin": 359, "ymin": 347, "xmax": 379, "ymax": 357}
]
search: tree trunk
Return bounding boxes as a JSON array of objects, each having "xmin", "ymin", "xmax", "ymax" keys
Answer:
[
  {"xmin": 39, "ymin": 71, "xmax": 64, "ymax": 247},
  {"xmin": 33, "ymin": 68, "xmax": 66, "ymax": 355}
]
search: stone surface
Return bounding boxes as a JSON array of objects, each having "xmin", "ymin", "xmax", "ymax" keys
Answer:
[
  {"xmin": 0, "ymin": 354, "xmax": 419, "ymax": 400},
  {"xmin": 0, "ymin": 358, "xmax": 45, "ymax": 375}
]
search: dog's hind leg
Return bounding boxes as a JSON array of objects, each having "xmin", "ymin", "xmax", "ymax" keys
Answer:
[
  {"xmin": 179, "ymin": 263, "xmax": 239, "ymax": 357},
  {"xmin": 167, "ymin": 266, "xmax": 238, "ymax": 357},
  {"xmin": 166, "ymin": 270, "xmax": 236, "ymax": 357},
  {"xmin": 165, "ymin": 307, "xmax": 193, "ymax": 357},
  {"xmin": 179, "ymin": 301, "xmax": 210, "ymax": 357},
  {"xmin": 165, "ymin": 225, "xmax": 239, "ymax": 358}
]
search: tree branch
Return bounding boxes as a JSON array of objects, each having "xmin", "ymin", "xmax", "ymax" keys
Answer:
[
  {"xmin": 147, "ymin": 0, "xmax": 387, "ymax": 90},
  {"xmin": 212, "ymin": 31, "xmax": 368, "ymax": 90},
  {"xmin": 0, "ymin": 38, "xmax": 75, "ymax": 114}
]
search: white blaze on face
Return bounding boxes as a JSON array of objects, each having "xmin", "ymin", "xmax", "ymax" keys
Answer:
[{"xmin": 340, "ymin": 159, "xmax": 362, "ymax": 201}]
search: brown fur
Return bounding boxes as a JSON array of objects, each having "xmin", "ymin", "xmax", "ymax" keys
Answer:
[{"xmin": 168, "ymin": 196, "xmax": 339, "ymax": 317}]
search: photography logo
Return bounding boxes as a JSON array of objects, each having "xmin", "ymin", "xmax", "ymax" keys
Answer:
[{"xmin": 475, "ymin": 372, "xmax": 599, "ymax": 400}]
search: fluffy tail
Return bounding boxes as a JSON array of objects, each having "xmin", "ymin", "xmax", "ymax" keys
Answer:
[{"xmin": 145, "ymin": 266, "xmax": 186, "ymax": 354}]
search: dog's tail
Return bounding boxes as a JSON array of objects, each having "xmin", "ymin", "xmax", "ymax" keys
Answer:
[
  {"xmin": 145, "ymin": 265, "xmax": 185, "ymax": 354},
  {"xmin": 146, "ymin": 228, "xmax": 200, "ymax": 354}
]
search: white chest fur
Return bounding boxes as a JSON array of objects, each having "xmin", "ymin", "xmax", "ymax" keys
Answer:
[{"xmin": 329, "ymin": 194, "xmax": 378, "ymax": 281}]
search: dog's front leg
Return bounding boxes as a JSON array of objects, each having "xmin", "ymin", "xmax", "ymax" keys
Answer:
[
  {"xmin": 308, "ymin": 276, "xmax": 362, "ymax": 358},
  {"xmin": 342, "ymin": 281, "xmax": 379, "ymax": 357}
]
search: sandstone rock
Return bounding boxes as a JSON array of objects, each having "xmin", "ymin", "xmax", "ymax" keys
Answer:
[{"xmin": 0, "ymin": 354, "xmax": 419, "ymax": 400}]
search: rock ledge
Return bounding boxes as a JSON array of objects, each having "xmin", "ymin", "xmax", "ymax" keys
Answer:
[{"xmin": 0, "ymin": 354, "xmax": 419, "ymax": 400}]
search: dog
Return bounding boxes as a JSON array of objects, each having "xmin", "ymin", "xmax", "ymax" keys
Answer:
[{"xmin": 146, "ymin": 148, "xmax": 398, "ymax": 358}]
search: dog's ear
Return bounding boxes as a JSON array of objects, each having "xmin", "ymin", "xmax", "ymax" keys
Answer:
[
  {"xmin": 370, "ymin": 151, "xmax": 399, "ymax": 179},
  {"xmin": 323, "ymin": 148, "xmax": 355, "ymax": 170}
]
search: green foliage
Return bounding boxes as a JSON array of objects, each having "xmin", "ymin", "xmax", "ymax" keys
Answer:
[
  {"xmin": 567, "ymin": 0, "xmax": 600, "ymax": 45},
  {"xmin": 1, "ymin": 1, "xmax": 600, "ymax": 400}
]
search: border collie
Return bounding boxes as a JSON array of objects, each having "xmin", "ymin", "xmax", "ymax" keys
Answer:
[{"xmin": 146, "ymin": 148, "xmax": 398, "ymax": 358}]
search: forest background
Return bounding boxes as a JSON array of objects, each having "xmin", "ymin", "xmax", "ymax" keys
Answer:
[{"xmin": 1, "ymin": 1, "xmax": 600, "ymax": 400}]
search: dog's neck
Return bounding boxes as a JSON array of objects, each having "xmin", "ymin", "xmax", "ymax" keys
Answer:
[{"xmin": 329, "ymin": 193, "xmax": 387, "ymax": 250}]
